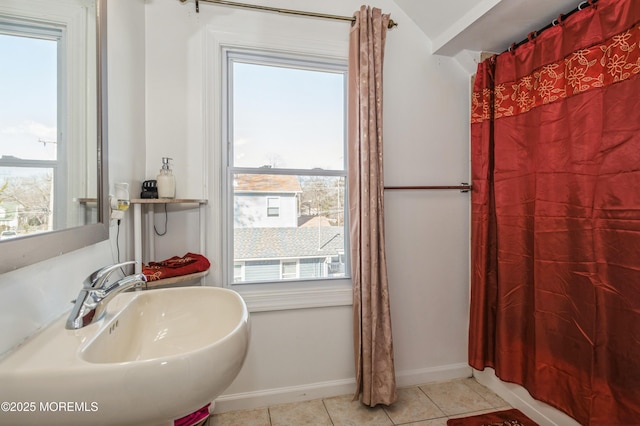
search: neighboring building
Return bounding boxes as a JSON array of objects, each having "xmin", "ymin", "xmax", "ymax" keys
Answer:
[
  {"xmin": 233, "ymin": 174, "xmax": 302, "ymax": 228},
  {"xmin": 234, "ymin": 226, "xmax": 345, "ymax": 282},
  {"xmin": 233, "ymin": 173, "xmax": 345, "ymax": 283},
  {"xmin": 0, "ymin": 201, "xmax": 22, "ymax": 231}
]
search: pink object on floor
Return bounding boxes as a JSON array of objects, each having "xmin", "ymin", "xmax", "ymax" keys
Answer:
[{"xmin": 174, "ymin": 403, "xmax": 211, "ymax": 426}]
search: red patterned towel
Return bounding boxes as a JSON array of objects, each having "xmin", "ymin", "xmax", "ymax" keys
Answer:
[{"xmin": 143, "ymin": 252, "xmax": 210, "ymax": 282}]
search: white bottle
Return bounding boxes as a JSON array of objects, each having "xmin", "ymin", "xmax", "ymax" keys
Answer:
[{"xmin": 157, "ymin": 157, "xmax": 176, "ymax": 199}]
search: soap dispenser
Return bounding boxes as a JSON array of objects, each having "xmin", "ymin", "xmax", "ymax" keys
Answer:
[{"xmin": 157, "ymin": 157, "xmax": 176, "ymax": 199}]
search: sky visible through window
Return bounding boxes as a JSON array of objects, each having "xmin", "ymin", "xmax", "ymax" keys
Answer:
[
  {"xmin": 0, "ymin": 33, "xmax": 57, "ymax": 162},
  {"xmin": 230, "ymin": 57, "xmax": 348, "ymax": 283},
  {"xmin": 232, "ymin": 61, "xmax": 345, "ymax": 171}
]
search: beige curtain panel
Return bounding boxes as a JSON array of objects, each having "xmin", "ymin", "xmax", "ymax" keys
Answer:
[{"xmin": 348, "ymin": 5, "xmax": 397, "ymax": 407}]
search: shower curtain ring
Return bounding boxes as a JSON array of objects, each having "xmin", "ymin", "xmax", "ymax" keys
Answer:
[{"xmin": 578, "ymin": 1, "xmax": 588, "ymax": 10}]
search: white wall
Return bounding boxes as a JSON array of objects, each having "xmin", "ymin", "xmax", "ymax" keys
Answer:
[
  {"xmin": 0, "ymin": 0, "xmax": 146, "ymax": 357},
  {"xmin": 143, "ymin": 0, "xmax": 471, "ymax": 412},
  {"xmin": 382, "ymin": 7, "xmax": 472, "ymax": 382},
  {"xmin": 107, "ymin": 0, "xmax": 147, "ymax": 262}
]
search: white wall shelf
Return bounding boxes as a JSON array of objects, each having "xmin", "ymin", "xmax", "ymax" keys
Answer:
[{"xmin": 130, "ymin": 198, "xmax": 208, "ymax": 287}]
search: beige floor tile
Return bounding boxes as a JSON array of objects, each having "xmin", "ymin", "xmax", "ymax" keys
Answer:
[
  {"xmin": 269, "ymin": 399, "xmax": 332, "ymax": 426},
  {"xmin": 382, "ymin": 387, "xmax": 446, "ymax": 424},
  {"xmin": 419, "ymin": 380, "xmax": 493, "ymax": 416},
  {"xmin": 460, "ymin": 378, "xmax": 510, "ymax": 409},
  {"xmin": 209, "ymin": 379, "xmax": 512, "ymax": 425},
  {"xmin": 209, "ymin": 407, "xmax": 270, "ymax": 426},
  {"xmin": 323, "ymin": 394, "xmax": 393, "ymax": 426}
]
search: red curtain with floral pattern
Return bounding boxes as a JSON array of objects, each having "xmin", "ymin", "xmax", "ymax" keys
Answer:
[{"xmin": 469, "ymin": 0, "xmax": 640, "ymax": 424}]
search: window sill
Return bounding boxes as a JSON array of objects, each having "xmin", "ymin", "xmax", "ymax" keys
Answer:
[{"xmin": 233, "ymin": 281, "xmax": 352, "ymax": 312}]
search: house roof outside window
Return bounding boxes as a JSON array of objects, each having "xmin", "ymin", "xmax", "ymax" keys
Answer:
[
  {"xmin": 234, "ymin": 174, "xmax": 302, "ymax": 193},
  {"xmin": 235, "ymin": 226, "xmax": 343, "ymax": 260}
]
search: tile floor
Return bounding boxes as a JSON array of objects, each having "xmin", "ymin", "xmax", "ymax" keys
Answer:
[{"xmin": 207, "ymin": 378, "xmax": 511, "ymax": 425}]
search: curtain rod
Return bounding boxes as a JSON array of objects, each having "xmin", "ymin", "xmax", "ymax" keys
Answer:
[
  {"xmin": 179, "ymin": 0, "xmax": 398, "ymax": 29},
  {"xmin": 384, "ymin": 184, "xmax": 471, "ymax": 193},
  {"xmin": 505, "ymin": 0, "xmax": 597, "ymax": 53}
]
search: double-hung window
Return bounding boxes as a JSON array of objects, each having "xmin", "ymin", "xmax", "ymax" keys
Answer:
[
  {"xmin": 0, "ymin": 20, "xmax": 65, "ymax": 235},
  {"xmin": 224, "ymin": 49, "xmax": 349, "ymax": 288}
]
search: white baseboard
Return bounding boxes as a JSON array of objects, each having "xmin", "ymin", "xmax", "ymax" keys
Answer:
[
  {"xmin": 213, "ymin": 363, "xmax": 472, "ymax": 414},
  {"xmin": 213, "ymin": 378, "xmax": 357, "ymax": 413},
  {"xmin": 473, "ymin": 368, "xmax": 581, "ymax": 426},
  {"xmin": 395, "ymin": 362, "xmax": 472, "ymax": 387}
]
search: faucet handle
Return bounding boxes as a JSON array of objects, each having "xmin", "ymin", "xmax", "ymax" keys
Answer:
[{"xmin": 84, "ymin": 261, "xmax": 139, "ymax": 289}]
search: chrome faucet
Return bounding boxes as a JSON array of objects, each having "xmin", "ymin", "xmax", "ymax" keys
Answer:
[{"xmin": 66, "ymin": 261, "xmax": 147, "ymax": 330}]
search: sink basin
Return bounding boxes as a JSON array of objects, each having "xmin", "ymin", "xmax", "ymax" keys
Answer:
[
  {"xmin": 0, "ymin": 287, "xmax": 249, "ymax": 426},
  {"xmin": 81, "ymin": 287, "xmax": 246, "ymax": 363}
]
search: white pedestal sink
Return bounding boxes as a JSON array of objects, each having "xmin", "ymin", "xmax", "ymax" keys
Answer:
[{"xmin": 0, "ymin": 287, "xmax": 249, "ymax": 426}]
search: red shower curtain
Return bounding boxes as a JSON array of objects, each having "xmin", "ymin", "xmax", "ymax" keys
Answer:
[{"xmin": 469, "ymin": 0, "xmax": 640, "ymax": 424}]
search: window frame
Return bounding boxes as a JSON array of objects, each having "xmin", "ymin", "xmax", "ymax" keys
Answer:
[
  {"xmin": 220, "ymin": 46, "xmax": 352, "ymax": 310},
  {"xmin": 280, "ymin": 259, "xmax": 299, "ymax": 280},
  {"xmin": 0, "ymin": 19, "xmax": 68, "ymax": 232},
  {"xmin": 266, "ymin": 196, "xmax": 280, "ymax": 217}
]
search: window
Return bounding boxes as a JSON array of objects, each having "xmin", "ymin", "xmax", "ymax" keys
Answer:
[
  {"xmin": 224, "ymin": 49, "xmax": 349, "ymax": 286},
  {"xmin": 267, "ymin": 197, "xmax": 280, "ymax": 217},
  {"xmin": 0, "ymin": 19, "xmax": 66, "ymax": 236},
  {"xmin": 281, "ymin": 260, "xmax": 298, "ymax": 280}
]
